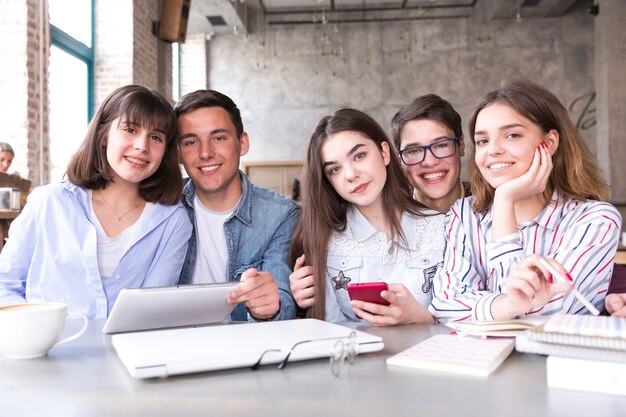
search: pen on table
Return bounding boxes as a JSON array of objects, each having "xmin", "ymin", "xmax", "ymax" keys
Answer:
[{"xmin": 538, "ymin": 258, "xmax": 600, "ymax": 316}]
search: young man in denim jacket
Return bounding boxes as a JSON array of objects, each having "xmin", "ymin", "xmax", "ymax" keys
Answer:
[{"xmin": 176, "ymin": 90, "xmax": 299, "ymax": 321}]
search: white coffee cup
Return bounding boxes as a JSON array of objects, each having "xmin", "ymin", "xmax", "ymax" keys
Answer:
[{"xmin": 0, "ymin": 302, "xmax": 88, "ymax": 359}]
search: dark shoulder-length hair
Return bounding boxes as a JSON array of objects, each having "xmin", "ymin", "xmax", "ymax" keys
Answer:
[
  {"xmin": 66, "ymin": 84, "xmax": 182, "ymax": 205},
  {"xmin": 289, "ymin": 108, "xmax": 424, "ymax": 320},
  {"xmin": 175, "ymin": 89, "xmax": 244, "ymax": 138},
  {"xmin": 468, "ymin": 79, "xmax": 608, "ymax": 213}
]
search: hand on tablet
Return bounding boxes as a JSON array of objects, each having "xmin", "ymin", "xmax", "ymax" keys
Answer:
[
  {"xmin": 350, "ymin": 283, "xmax": 434, "ymax": 326},
  {"xmin": 227, "ymin": 268, "xmax": 280, "ymax": 320}
]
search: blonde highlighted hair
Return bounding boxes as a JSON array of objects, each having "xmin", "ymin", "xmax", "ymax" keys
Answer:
[{"xmin": 468, "ymin": 79, "xmax": 608, "ymax": 213}]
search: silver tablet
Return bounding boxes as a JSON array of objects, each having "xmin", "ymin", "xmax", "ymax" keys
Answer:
[{"xmin": 103, "ymin": 283, "xmax": 238, "ymax": 334}]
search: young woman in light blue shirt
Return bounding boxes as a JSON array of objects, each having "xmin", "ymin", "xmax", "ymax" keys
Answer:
[
  {"xmin": 0, "ymin": 85, "xmax": 192, "ymax": 319},
  {"xmin": 290, "ymin": 108, "xmax": 445, "ymax": 325}
]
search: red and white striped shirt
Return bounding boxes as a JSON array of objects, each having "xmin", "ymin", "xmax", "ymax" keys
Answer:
[{"xmin": 429, "ymin": 193, "xmax": 621, "ymax": 322}]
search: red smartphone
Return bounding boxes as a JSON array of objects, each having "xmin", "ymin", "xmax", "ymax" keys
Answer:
[{"xmin": 346, "ymin": 282, "xmax": 390, "ymax": 306}]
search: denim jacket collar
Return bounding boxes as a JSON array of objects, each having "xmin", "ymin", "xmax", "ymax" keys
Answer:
[
  {"xmin": 347, "ymin": 205, "xmax": 377, "ymax": 242},
  {"xmin": 182, "ymin": 171, "xmax": 252, "ymax": 226},
  {"xmin": 232, "ymin": 172, "xmax": 252, "ymax": 227}
]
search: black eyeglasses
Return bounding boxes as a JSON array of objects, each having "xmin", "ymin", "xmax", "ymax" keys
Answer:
[
  {"xmin": 251, "ymin": 331, "xmax": 359, "ymax": 377},
  {"xmin": 399, "ymin": 137, "xmax": 460, "ymax": 165}
]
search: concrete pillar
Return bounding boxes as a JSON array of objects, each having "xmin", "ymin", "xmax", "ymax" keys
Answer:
[
  {"xmin": 179, "ymin": 34, "xmax": 210, "ymax": 96},
  {"xmin": 595, "ymin": 0, "xmax": 626, "ymax": 224}
]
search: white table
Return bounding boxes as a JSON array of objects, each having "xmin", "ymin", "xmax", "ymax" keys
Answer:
[{"xmin": 2, "ymin": 320, "xmax": 625, "ymax": 417}]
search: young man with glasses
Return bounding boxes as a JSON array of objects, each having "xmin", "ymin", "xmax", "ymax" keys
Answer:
[
  {"xmin": 391, "ymin": 93, "xmax": 626, "ymax": 317},
  {"xmin": 391, "ymin": 94, "xmax": 466, "ymax": 214}
]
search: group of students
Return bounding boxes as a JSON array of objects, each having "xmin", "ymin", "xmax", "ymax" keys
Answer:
[
  {"xmin": 0, "ymin": 79, "xmax": 625, "ymax": 327},
  {"xmin": 290, "ymin": 80, "xmax": 624, "ymax": 323}
]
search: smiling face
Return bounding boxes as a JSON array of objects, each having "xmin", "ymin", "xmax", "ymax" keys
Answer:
[
  {"xmin": 0, "ymin": 151, "xmax": 13, "ymax": 173},
  {"xmin": 399, "ymin": 119, "xmax": 464, "ymax": 213},
  {"xmin": 473, "ymin": 102, "xmax": 549, "ymax": 189},
  {"xmin": 105, "ymin": 118, "xmax": 166, "ymax": 187},
  {"xmin": 321, "ymin": 131, "xmax": 390, "ymax": 213},
  {"xmin": 178, "ymin": 106, "xmax": 249, "ymax": 210}
]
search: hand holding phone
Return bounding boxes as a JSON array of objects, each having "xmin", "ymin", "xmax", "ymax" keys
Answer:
[{"xmin": 347, "ymin": 282, "xmax": 390, "ymax": 306}]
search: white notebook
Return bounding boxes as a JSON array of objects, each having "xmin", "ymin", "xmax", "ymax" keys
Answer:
[
  {"xmin": 111, "ymin": 319, "xmax": 384, "ymax": 379},
  {"xmin": 547, "ymin": 356, "xmax": 626, "ymax": 396},
  {"xmin": 386, "ymin": 335, "xmax": 515, "ymax": 377},
  {"xmin": 445, "ymin": 318, "xmax": 544, "ymax": 337}
]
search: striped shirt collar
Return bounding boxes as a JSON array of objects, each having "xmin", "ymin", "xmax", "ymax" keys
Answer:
[{"xmin": 479, "ymin": 190, "xmax": 563, "ymax": 231}]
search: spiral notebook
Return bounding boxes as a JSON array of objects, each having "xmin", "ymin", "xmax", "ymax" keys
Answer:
[
  {"xmin": 515, "ymin": 332, "xmax": 626, "ymax": 362},
  {"xmin": 524, "ymin": 314, "xmax": 626, "ymax": 351}
]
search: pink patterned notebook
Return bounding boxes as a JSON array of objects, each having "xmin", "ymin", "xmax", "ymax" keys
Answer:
[{"xmin": 386, "ymin": 335, "xmax": 515, "ymax": 377}]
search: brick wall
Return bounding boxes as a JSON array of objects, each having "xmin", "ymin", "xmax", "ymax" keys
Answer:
[
  {"xmin": 93, "ymin": 0, "xmax": 134, "ymax": 108},
  {"xmin": 0, "ymin": 0, "xmax": 173, "ymax": 185},
  {"xmin": 0, "ymin": 0, "xmax": 49, "ymax": 185},
  {"xmin": 133, "ymin": 0, "xmax": 159, "ymax": 90},
  {"xmin": 94, "ymin": 0, "xmax": 172, "ymax": 107}
]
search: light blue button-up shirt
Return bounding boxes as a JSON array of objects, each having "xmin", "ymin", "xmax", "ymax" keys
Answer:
[{"xmin": 0, "ymin": 181, "xmax": 192, "ymax": 319}]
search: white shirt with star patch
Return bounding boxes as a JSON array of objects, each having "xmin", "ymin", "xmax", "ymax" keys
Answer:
[{"xmin": 324, "ymin": 204, "xmax": 445, "ymax": 323}]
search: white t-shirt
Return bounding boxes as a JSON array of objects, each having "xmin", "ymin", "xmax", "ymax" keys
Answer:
[
  {"xmin": 192, "ymin": 194, "xmax": 234, "ymax": 284},
  {"xmin": 89, "ymin": 190, "xmax": 152, "ymax": 280}
]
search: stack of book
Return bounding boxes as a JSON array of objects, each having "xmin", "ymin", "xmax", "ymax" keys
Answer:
[{"xmin": 515, "ymin": 314, "xmax": 626, "ymax": 396}]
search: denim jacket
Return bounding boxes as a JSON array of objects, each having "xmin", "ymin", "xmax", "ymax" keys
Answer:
[{"xmin": 179, "ymin": 171, "xmax": 299, "ymax": 321}]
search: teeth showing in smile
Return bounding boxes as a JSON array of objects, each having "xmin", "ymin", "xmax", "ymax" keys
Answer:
[
  {"xmin": 489, "ymin": 163, "xmax": 512, "ymax": 170},
  {"xmin": 422, "ymin": 172, "xmax": 445, "ymax": 181},
  {"xmin": 126, "ymin": 156, "xmax": 147, "ymax": 166},
  {"xmin": 199, "ymin": 165, "xmax": 219, "ymax": 172}
]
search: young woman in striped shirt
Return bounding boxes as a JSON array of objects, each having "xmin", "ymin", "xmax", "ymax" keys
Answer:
[{"xmin": 430, "ymin": 79, "xmax": 621, "ymax": 322}]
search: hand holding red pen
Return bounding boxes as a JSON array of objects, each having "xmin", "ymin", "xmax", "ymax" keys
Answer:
[{"xmin": 492, "ymin": 254, "xmax": 573, "ymax": 320}]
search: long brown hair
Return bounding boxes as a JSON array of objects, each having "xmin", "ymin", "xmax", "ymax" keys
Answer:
[
  {"xmin": 468, "ymin": 79, "xmax": 608, "ymax": 213},
  {"xmin": 67, "ymin": 85, "xmax": 182, "ymax": 205},
  {"xmin": 290, "ymin": 108, "xmax": 425, "ymax": 319}
]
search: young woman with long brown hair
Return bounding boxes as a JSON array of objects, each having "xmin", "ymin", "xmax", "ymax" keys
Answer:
[{"xmin": 289, "ymin": 108, "xmax": 444, "ymax": 325}]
